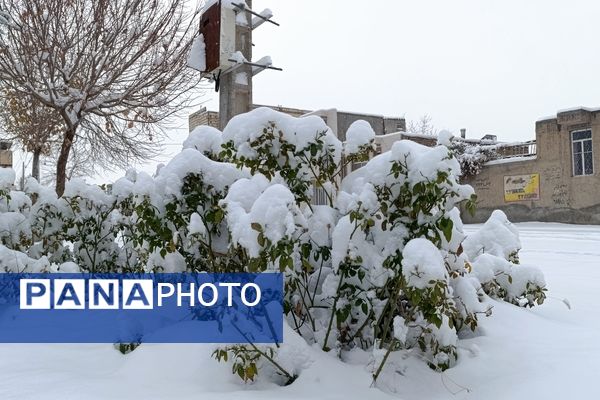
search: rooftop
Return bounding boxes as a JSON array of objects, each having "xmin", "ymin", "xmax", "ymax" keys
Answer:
[{"xmin": 537, "ymin": 106, "xmax": 600, "ymax": 122}]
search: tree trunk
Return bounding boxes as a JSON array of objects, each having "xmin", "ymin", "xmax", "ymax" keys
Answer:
[
  {"xmin": 31, "ymin": 149, "xmax": 41, "ymax": 182},
  {"xmin": 55, "ymin": 128, "xmax": 75, "ymax": 196}
]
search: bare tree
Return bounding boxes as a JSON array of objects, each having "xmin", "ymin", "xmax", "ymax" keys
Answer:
[
  {"xmin": 0, "ymin": 8, "xmax": 9, "ymax": 37},
  {"xmin": 407, "ymin": 114, "xmax": 438, "ymax": 136},
  {"xmin": 0, "ymin": 87, "xmax": 63, "ymax": 180},
  {"xmin": 41, "ymin": 139, "xmax": 100, "ymax": 186},
  {"xmin": 0, "ymin": 0, "xmax": 202, "ymax": 195}
]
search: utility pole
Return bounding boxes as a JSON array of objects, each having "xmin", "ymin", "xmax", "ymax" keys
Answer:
[
  {"xmin": 189, "ymin": 1, "xmax": 281, "ymax": 130},
  {"xmin": 219, "ymin": 0, "xmax": 253, "ymax": 130}
]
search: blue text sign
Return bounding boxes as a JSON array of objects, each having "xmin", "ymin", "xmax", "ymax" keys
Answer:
[{"xmin": 0, "ymin": 273, "xmax": 283, "ymax": 344}]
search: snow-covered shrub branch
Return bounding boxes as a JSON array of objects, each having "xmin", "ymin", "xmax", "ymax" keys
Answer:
[
  {"xmin": 219, "ymin": 108, "xmax": 343, "ymax": 208},
  {"xmin": 450, "ymin": 138, "xmax": 499, "ymax": 177},
  {"xmin": 0, "ymin": 108, "xmax": 546, "ymax": 386}
]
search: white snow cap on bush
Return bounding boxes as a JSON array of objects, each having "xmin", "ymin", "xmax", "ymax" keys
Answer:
[
  {"xmin": 344, "ymin": 119, "xmax": 375, "ymax": 155},
  {"xmin": 470, "ymin": 252, "xmax": 546, "ymax": 305},
  {"xmin": 430, "ymin": 314, "xmax": 458, "ymax": 350},
  {"xmin": 437, "ymin": 130, "xmax": 454, "ymax": 147},
  {"xmin": 306, "ymin": 205, "xmax": 337, "ymax": 247},
  {"xmin": 402, "ymin": 238, "xmax": 448, "ymax": 289},
  {"xmin": 64, "ymin": 178, "xmax": 113, "ymax": 204},
  {"xmin": 222, "ymin": 107, "xmax": 342, "ymax": 162},
  {"xmin": 147, "ymin": 250, "xmax": 187, "ymax": 273},
  {"xmin": 392, "ymin": 140, "xmax": 460, "ymax": 187},
  {"xmin": 222, "ymin": 176, "xmax": 303, "ymax": 258},
  {"xmin": 188, "ymin": 212, "xmax": 207, "ymax": 237},
  {"xmin": 342, "ymin": 139, "xmax": 473, "ymax": 202},
  {"xmin": 463, "ymin": 210, "xmax": 521, "ymax": 260},
  {"xmin": 0, "ymin": 245, "xmax": 50, "ymax": 273},
  {"xmin": 0, "ymin": 168, "xmax": 15, "ymax": 188},
  {"xmin": 451, "ymin": 275, "xmax": 488, "ymax": 317},
  {"xmin": 507, "ymin": 264, "xmax": 546, "ymax": 304},
  {"xmin": 183, "ymin": 125, "xmax": 223, "ymax": 157},
  {"xmin": 469, "ymin": 253, "xmax": 506, "ymax": 285},
  {"xmin": 0, "ymin": 212, "xmax": 32, "ymax": 245},
  {"xmin": 330, "ymin": 214, "xmax": 387, "ymax": 284},
  {"xmin": 156, "ymin": 148, "xmax": 247, "ymax": 196}
]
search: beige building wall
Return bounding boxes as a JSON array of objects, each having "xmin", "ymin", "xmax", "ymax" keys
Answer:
[
  {"xmin": 188, "ymin": 107, "xmax": 219, "ymax": 132},
  {"xmin": 0, "ymin": 152, "xmax": 11, "ymax": 169},
  {"xmin": 0, "ymin": 141, "xmax": 12, "ymax": 169},
  {"xmin": 463, "ymin": 108, "xmax": 600, "ymax": 224}
]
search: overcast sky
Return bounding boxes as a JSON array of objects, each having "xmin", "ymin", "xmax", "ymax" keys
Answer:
[
  {"xmin": 17, "ymin": 0, "xmax": 600, "ymax": 183},
  {"xmin": 200, "ymin": 0, "xmax": 600, "ymax": 143}
]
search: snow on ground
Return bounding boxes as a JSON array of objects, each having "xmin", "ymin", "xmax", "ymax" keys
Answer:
[
  {"xmin": 0, "ymin": 222, "xmax": 598, "ymax": 400},
  {"xmin": 380, "ymin": 222, "xmax": 600, "ymax": 400}
]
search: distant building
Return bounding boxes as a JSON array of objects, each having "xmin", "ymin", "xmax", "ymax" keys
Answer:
[
  {"xmin": 463, "ymin": 107, "xmax": 600, "ymax": 224},
  {"xmin": 191, "ymin": 105, "xmax": 600, "ymax": 222},
  {"xmin": 188, "ymin": 105, "xmax": 406, "ymax": 139},
  {"xmin": 188, "ymin": 107, "xmax": 220, "ymax": 132},
  {"xmin": 0, "ymin": 140, "xmax": 12, "ymax": 169}
]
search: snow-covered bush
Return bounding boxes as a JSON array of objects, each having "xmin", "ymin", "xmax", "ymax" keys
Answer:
[
  {"xmin": 465, "ymin": 210, "xmax": 546, "ymax": 307},
  {"xmin": 450, "ymin": 138, "xmax": 499, "ymax": 177},
  {"xmin": 0, "ymin": 107, "xmax": 546, "ymax": 386}
]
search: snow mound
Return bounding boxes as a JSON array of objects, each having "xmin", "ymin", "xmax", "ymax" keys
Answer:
[
  {"xmin": 157, "ymin": 148, "xmax": 247, "ymax": 196},
  {"xmin": 402, "ymin": 238, "xmax": 448, "ymax": 289},
  {"xmin": 0, "ymin": 168, "xmax": 15, "ymax": 188},
  {"xmin": 222, "ymin": 107, "xmax": 341, "ymax": 163},
  {"xmin": 222, "ymin": 177, "xmax": 303, "ymax": 258},
  {"xmin": 183, "ymin": 125, "xmax": 224, "ymax": 157},
  {"xmin": 344, "ymin": 119, "xmax": 375, "ymax": 155},
  {"xmin": 463, "ymin": 210, "xmax": 521, "ymax": 260}
]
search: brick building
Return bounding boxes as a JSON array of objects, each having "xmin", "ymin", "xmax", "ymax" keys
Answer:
[
  {"xmin": 463, "ymin": 107, "xmax": 600, "ymax": 224},
  {"xmin": 0, "ymin": 141, "xmax": 12, "ymax": 169},
  {"xmin": 188, "ymin": 105, "xmax": 406, "ymax": 139}
]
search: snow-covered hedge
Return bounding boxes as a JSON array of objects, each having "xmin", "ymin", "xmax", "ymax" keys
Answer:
[
  {"xmin": 450, "ymin": 138, "xmax": 499, "ymax": 177},
  {"xmin": 0, "ymin": 107, "xmax": 546, "ymax": 385}
]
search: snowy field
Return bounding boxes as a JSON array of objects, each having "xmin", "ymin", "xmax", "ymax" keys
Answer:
[{"xmin": 0, "ymin": 222, "xmax": 597, "ymax": 400}]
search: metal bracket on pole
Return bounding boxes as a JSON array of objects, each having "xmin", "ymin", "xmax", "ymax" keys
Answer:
[
  {"xmin": 231, "ymin": 2, "xmax": 280, "ymax": 28},
  {"xmin": 202, "ymin": 61, "xmax": 246, "ymax": 92},
  {"xmin": 227, "ymin": 59, "xmax": 283, "ymax": 75}
]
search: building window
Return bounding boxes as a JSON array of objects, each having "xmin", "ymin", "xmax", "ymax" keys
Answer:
[
  {"xmin": 572, "ymin": 129, "xmax": 593, "ymax": 176},
  {"xmin": 351, "ymin": 161, "xmax": 367, "ymax": 171},
  {"xmin": 312, "ymin": 186, "xmax": 329, "ymax": 205}
]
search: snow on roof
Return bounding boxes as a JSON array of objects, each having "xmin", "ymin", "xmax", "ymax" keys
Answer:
[
  {"xmin": 557, "ymin": 106, "xmax": 600, "ymax": 114},
  {"xmin": 484, "ymin": 155, "xmax": 537, "ymax": 166},
  {"xmin": 301, "ymin": 108, "xmax": 337, "ymax": 117},
  {"xmin": 537, "ymin": 106, "xmax": 600, "ymax": 122},
  {"xmin": 375, "ymin": 131, "xmax": 405, "ymax": 139},
  {"xmin": 398, "ymin": 132, "xmax": 438, "ymax": 140},
  {"xmin": 536, "ymin": 115, "xmax": 558, "ymax": 122}
]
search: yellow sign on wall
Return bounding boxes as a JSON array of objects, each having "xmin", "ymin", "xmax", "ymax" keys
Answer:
[{"xmin": 504, "ymin": 174, "xmax": 540, "ymax": 202}]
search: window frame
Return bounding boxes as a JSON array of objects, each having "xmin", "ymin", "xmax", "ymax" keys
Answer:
[{"xmin": 571, "ymin": 129, "xmax": 594, "ymax": 177}]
